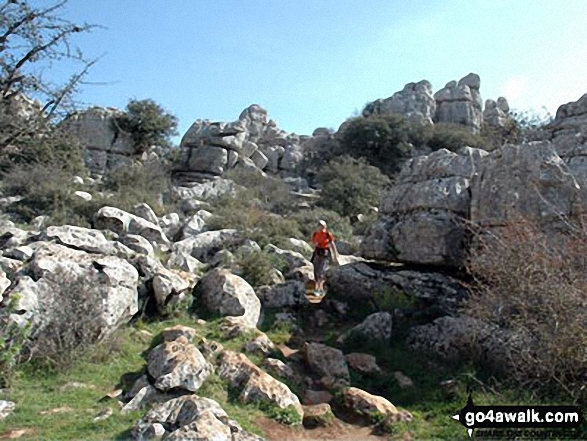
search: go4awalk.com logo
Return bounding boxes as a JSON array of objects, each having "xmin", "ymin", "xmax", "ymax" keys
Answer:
[{"xmin": 451, "ymin": 393, "xmax": 584, "ymax": 438}]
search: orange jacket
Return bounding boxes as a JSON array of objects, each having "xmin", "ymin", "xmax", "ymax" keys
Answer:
[{"xmin": 312, "ymin": 230, "xmax": 334, "ymax": 249}]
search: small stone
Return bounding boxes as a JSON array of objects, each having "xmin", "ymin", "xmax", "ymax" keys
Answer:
[
  {"xmin": 0, "ymin": 400, "xmax": 15, "ymax": 420},
  {"xmin": 345, "ymin": 353, "xmax": 381, "ymax": 375},
  {"xmin": 93, "ymin": 407, "xmax": 113, "ymax": 422},
  {"xmin": 394, "ymin": 371, "xmax": 414, "ymax": 388},
  {"xmin": 302, "ymin": 403, "xmax": 334, "ymax": 428}
]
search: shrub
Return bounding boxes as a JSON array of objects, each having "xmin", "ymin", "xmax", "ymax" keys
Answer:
[
  {"xmin": 340, "ymin": 114, "xmax": 412, "ymax": 175},
  {"xmin": 102, "ymin": 160, "xmax": 172, "ymax": 215},
  {"xmin": 223, "ymin": 168, "xmax": 294, "ymax": 215},
  {"xmin": 289, "ymin": 207, "xmax": 353, "ymax": 241},
  {"xmin": 114, "ymin": 98, "xmax": 178, "ymax": 154},
  {"xmin": 0, "ymin": 126, "xmax": 86, "ymax": 175},
  {"xmin": 316, "ymin": 155, "xmax": 390, "ymax": 217},
  {"xmin": 237, "ymin": 250, "xmax": 288, "ymax": 287},
  {"xmin": 427, "ymin": 123, "xmax": 486, "ymax": 152},
  {"xmin": 22, "ymin": 272, "xmax": 111, "ymax": 370},
  {"xmin": 463, "ymin": 221, "xmax": 587, "ymax": 401},
  {"xmin": 0, "ymin": 296, "xmax": 32, "ymax": 387}
]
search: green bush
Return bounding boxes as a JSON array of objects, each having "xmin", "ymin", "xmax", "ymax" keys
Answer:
[
  {"xmin": 1, "ymin": 159, "xmax": 172, "ymax": 226},
  {"xmin": 102, "ymin": 160, "xmax": 172, "ymax": 215},
  {"xmin": 289, "ymin": 207, "xmax": 353, "ymax": 241},
  {"xmin": 0, "ymin": 296, "xmax": 31, "ymax": 388},
  {"xmin": 223, "ymin": 168, "xmax": 294, "ymax": 215},
  {"xmin": 237, "ymin": 250, "xmax": 288, "ymax": 287},
  {"xmin": 316, "ymin": 155, "xmax": 390, "ymax": 217},
  {"xmin": 427, "ymin": 123, "xmax": 486, "ymax": 152},
  {"xmin": 0, "ymin": 127, "xmax": 86, "ymax": 175},
  {"xmin": 340, "ymin": 114, "xmax": 412, "ymax": 175},
  {"xmin": 114, "ymin": 98, "xmax": 178, "ymax": 154}
]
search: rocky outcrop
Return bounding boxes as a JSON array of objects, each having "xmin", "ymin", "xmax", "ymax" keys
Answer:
[
  {"xmin": 434, "ymin": 73, "xmax": 483, "ymax": 133},
  {"xmin": 4, "ymin": 242, "xmax": 138, "ymax": 338},
  {"xmin": 327, "ymin": 262, "xmax": 467, "ymax": 317},
  {"xmin": 175, "ymin": 104, "xmax": 308, "ymax": 183},
  {"xmin": 407, "ymin": 315, "xmax": 531, "ymax": 375},
  {"xmin": 347, "ymin": 312, "xmax": 393, "ymax": 342},
  {"xmin": 362, "ymin": 147, "xmax": 487, "ymax": 266},
  {"xmin": 61, "ymin": 107, "xmax": 135, "ymax": 175},
  {"xmin": 363, "ymin": 80, "xmax": 436, "ymax": 124},
  {"xmin": 483, "ymin": 97, "xmax": 510, "ymax": 128},
  {"xmin": 195, "ymin": 269, "xmax": 261, "ymax": 328}
]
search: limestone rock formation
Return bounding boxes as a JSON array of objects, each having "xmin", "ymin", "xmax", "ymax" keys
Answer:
[
  {"xmin": 362, "ymin": 147, "xmax": 487, "ymax": 267},
  {"xmin": 434, "ymin": 73, "xmax": 483, "ymax": 133},
  {"xmin": 483, "ymin": 97, "xmax": 510, "ymax": 127},
  {"xmin": 175, "ymin": 104, "xmax": 307, "ymax": 183},
  {"xmin": 363, "ymin": 80, "xmax": 436, "ymax": 124},
  {"xmin": 5, "ymin": 242, "xmax": 138, "ymax": 338},
  {"xmin": 61, "ymin": 107, "xmax": 135, "ymax": 175},
  {"xmin": 327, "ymin": 262, "xmax": 466, "ymax": 318}
]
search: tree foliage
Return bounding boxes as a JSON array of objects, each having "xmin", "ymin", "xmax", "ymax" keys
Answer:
[
  {"xmin": 317, "ymin": 155, "xmax": 390, "ymax": 218},
  {"xmin": 114, "ymin": 98, "xmax": 178, "ymax": 153},
  {"xmin": 0, "ymin": 0, "xmax": 98, "ymax": 170}
]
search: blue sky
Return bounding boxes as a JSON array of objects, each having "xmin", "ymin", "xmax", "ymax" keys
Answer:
[{"xmin": 56, "ymin": 0, "xmax": 587, "ymax": 137}]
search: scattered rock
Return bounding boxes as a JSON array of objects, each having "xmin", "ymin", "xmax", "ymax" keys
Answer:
[
  {"xmin": 0, "ymin": 401, "xmax": 15, "ymax": 420},
  {"xmin": 147, "ymin": 337, "xmax": 213, "ymax": 392},
  {"xmin": 133, "ymin": 203, "xmax": 159, "ymax": 225},
  {"xmin": 303, "ymin": 390, "xmax": 333, "ymax": 405},
  {"xmin": 244, "ymin": 333, "xmax": 276, "ymax": 357},
  {"xmin": 162, "ymin": 325, "xmax": 199, "ymax": 343},
  {"xmin": 93, "ymin": 407, "xmax": 114, "ymax": 422},
  {"xmin": 344, "ymin": 387, "xmax": 399, "ymax": 419},
  {"xmin": 302, "ymin": 403, "xmax": 334, "ymax": 428},
  {"xmin": 255, "ymin": 280, "xmax": 308, "ymax": 308},
  {"xmin": 196, "ymin": 268, "xmax": 261, "ymax": 328},
  {"xmin": 4, "ymin": 245, "xmax": 33, "ymax": 261},
  {"xmin": 263, "ymin": 358, "xmax": 295, "ymax": 382},
  {"xmin": 172, "ymin": 229, "xmax": 241, "ymax": 263},
  {"xmin": 345, "ymin": 353, "xmax": 381, "ymax": 375},
  {"xmin": 394, "ymin": 371, "xmax": 414, "ymax": 389},
  {"xmin": 303, "ymin": 343, "xmax": 350, "ymax": 384}
]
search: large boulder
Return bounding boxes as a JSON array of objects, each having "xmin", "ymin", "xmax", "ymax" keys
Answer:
[
  {"xmin": 132, "ymin": 395, "xmax": 262, "ymax": 441},
  {"xmin": 303, "ymin": 342, "xmax": 350, "ymax": 384},
  {"xmin": 44, "ymin": 225, "xmax": 123, "ymax": 256},
  {"xmin": 96, "ymin": 206, "xmax": 170, "ymax": 247},
  {"xmin": 3, "ymin": 242, "xmax": 138, "ymax": 339},
  {"xmin": 195, "ymin": 269, "xmax": 261, "ymax": 328},
  {"xmin": 327, "ymin": 262, "xmax": 467, "ymax": 318},
  {"xmin": 362, "ymin": 147, "xmax": 487, "ymax": 267},
  {"xmin": 347, "ymin": 312, "xmax": 392, "ymax": 342},
  {"xmin": 255, "ymin": 280, "xmax": 308, "ymax": 308},
  {"xmin": 172, "ymin": 229, "xmax": 241, "ymax": 263},
  {"xmin": 483, "ymin": 97, "xmax": 510, "ymax": 128},
  {"xmin": 147, "ymin": 337, "xmax": 213, "ymax": 392},
  {"xmin": 217, "ymin": 351, "xmax": 303, "ymax": 421}
]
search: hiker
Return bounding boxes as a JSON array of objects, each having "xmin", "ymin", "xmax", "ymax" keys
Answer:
[{"xmin": 310, "ymin": 220, "xmax": 334, "ymax": 296}]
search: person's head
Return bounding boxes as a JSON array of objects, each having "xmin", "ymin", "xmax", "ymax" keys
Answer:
[{"xmin": 317, "ymin": 220, "xmax": 327, "ymax": 232}]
